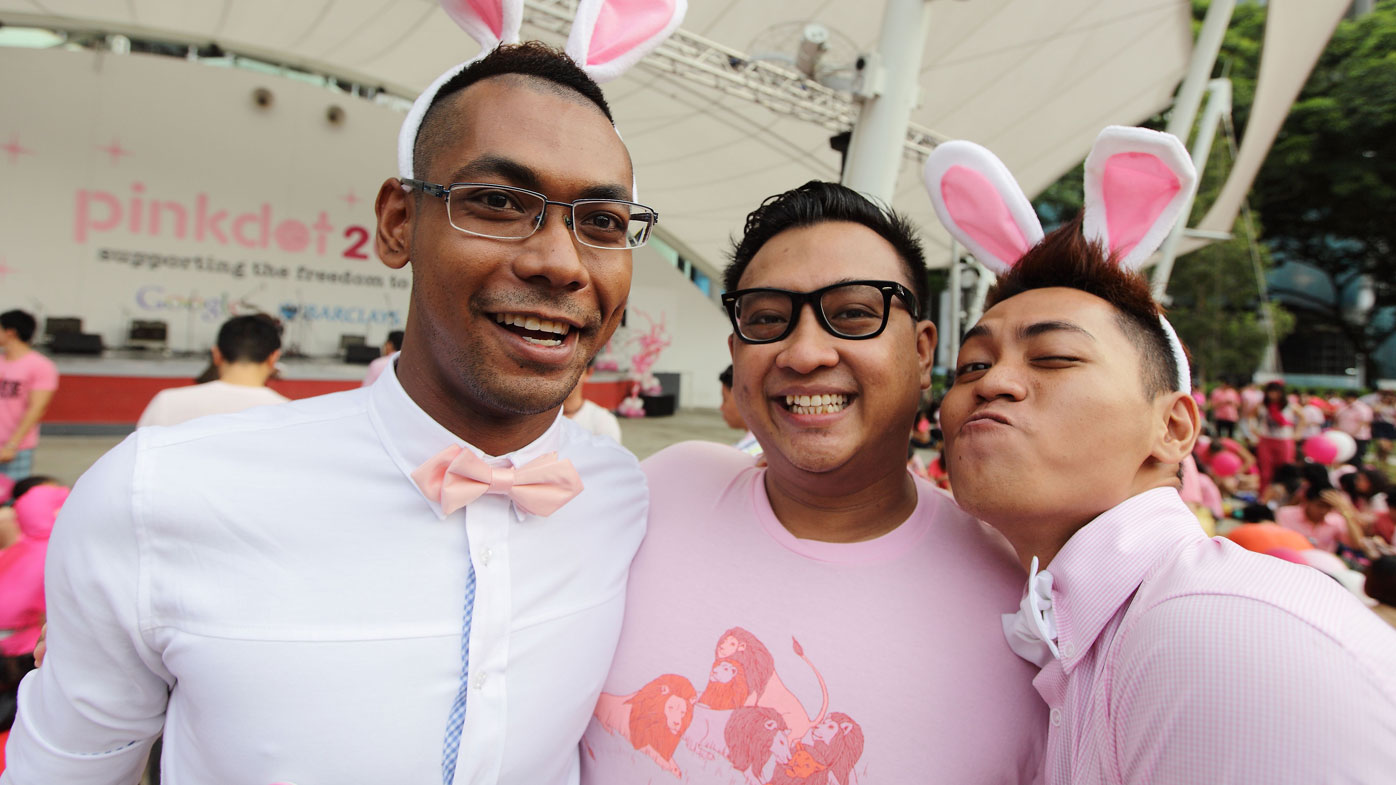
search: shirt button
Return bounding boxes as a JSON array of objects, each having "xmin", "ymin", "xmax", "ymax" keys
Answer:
[
  {"xmin": 1060, "ymin": 641, "xmax": 1076, "ymax": 658},
  {"xmin": 473, "ymin": 673, "xmax": 487, "ymax": 690},
  {"xmin": 479, "ymin": 548, "xmax": 492, "ymax": 567},
  {"xmin": 1050, "ymin": 708, "xmax": 1063, "ymax": 727}
]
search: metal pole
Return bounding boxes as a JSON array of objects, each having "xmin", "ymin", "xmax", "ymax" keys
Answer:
[
  {"xmin": 944, "ymin": 240, "xmax": 961, "ymax": 368},
  {"xmin": 1152, "ymin": 78, "xmax": 1232, "ymax": 299},
  {"xmin": 1165, "ymin": 0, "xmax": 1237, "ymax": 142},
  {"xmin": 840, "ymin": 0, "xmax": 932, "ymax": 203},
  {"xmin": 965, "ymin": 261, "xmax": 994, "ymax": 329}
]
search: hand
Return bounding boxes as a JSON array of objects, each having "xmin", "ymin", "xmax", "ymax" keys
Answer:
[
  {"xmin": 1320, "ymin": 489, "xmax": 1357, "ymax": 516},
  {"xmin": 33, "ymin": 623, "xmax": 46, "ymax": 667},
  {"xmin": 0, "ymin": 445, "xmax": 16, "ymax": 464}
]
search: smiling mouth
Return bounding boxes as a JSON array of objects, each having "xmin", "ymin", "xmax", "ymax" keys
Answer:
[
  {"xmin": 492, "ymin": 312, "xmax": 574, "ymax": 348},
  {"xmin": 781, "ymin": 393, "xmax": 853, "ymax": 415}
]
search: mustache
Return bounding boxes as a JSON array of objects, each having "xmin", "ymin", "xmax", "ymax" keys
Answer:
[{"xmin": 471, "ymin": 292, "xmax": 600, "ymax": 331}]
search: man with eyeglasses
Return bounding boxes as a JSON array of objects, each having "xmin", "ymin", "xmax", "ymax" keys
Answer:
[
  {"xmin": 6, "ymin": 43, "xmax": 654, "ymax": 785},
  {"xmin": 580, "ymin": 182, "xmax": 1044, "ymax": 784}
]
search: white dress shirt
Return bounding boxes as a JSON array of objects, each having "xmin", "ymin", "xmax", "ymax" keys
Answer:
[
  {"xmin": 564, "ymin": 399, "xmax": 622, "ymax": 445},
  {"xmin": 3, "ymin": 365, "xmax": 649, "ymax": 785},
  {"xmin": 136, "ymin": 380, "xmax": 290, "ymax": 427}
]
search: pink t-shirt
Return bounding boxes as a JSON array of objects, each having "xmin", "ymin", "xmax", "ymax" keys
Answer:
[
  {"xmin": 1333, "ymin": 400, "xmax": 1374, "ymax": 440},
  {"xmin": 581, "ymin": 442, "xmax": 1046, "ymax": 785},
  {"xmin": 1275, "ymin": 503, "xmax": 1349, "ymax": 552},
  {"xmin": 1017, "ymin": 488, "xmax": 1396, "ymax": 784},
  {"xmin": 0, "ymin": 350, "xmax": 59, "ymax": 451},
  {"xmin": 1209, "ymin": 387, "xmax": 1240, "ymax": 421}
]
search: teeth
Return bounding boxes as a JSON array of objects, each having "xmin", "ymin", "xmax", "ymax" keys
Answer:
[
  {"xmin": 521, "ymin": 335, "xmax": 562, "ymax": 347},
  {"xmin": 783, "ymin": 394, "xmax": 850, "ymax": 415},
  {"xmin": 493, "ymin": 313, "xmax": 570, "ymax": 335}
]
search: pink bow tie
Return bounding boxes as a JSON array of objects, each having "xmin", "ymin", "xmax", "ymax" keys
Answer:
[{"xmin": 411, "ymin": 446, "xmax": 583, "ymax": 518}]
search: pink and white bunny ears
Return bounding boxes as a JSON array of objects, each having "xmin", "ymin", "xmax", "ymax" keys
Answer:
[
  {"xmin": 397, "ymin": 0, "xmax": 687, "ymax": 181},
  {"xmin": 923, "ymin": 126, "xmax": 1198, "ymax": 392}
]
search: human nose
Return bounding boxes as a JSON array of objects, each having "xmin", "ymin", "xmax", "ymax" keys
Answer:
[
  {"xmin": 775, "ymin": 302, "xmax": 839, "ymax": 375},
  {"xmin": 970, "ymin": 358, "xmax": 1028, "ymax": 403},
  {"xmin": 514, "ymin": 203, "xmax": 587, "ymax": 290}
]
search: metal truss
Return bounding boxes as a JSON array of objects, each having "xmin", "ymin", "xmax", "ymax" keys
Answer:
[{"xmin": 523, "ymin": 0, "xmax": 941, "ymax": 160}]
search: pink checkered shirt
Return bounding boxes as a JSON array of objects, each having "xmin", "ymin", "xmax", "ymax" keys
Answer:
[{"xmin": 1012, "ymin": 487, "xmax": 1396, "ymax": 784}]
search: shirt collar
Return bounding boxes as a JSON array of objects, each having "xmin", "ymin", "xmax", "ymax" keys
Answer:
[
  {"xmin": 1039, "ymin": 486, "xmax": 1206, "ymax": 669},
  {"xmin": 366, "ymin": 360, "xmax": 567, "ymax": 520}
]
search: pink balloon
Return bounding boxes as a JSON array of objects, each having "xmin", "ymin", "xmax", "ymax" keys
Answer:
[
  {"xmin": 1303, "ymin": 435, "xmax": 1339, "ymax": 465},
  {"xmin": 1211, "ymin": 451, "xmax": 1243, "ymax": 478}
]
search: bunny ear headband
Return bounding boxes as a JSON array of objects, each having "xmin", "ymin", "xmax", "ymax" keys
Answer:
[
  {"xmin": 922, "ymin": 125, "xmax": 1197, "ymax": 393},
  {"xmin": 397, "ymin": 0, "xmax": 687, "ymax": 185}
]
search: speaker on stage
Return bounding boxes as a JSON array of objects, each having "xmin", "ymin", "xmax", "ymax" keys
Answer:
[
  {"xmin": 43, "ymin": 317, "xmax": 83, "ymax": 342},
  {"xmin": 50, "ymin": 332, "xmax": 105, "ymax": 355},
  {"xmin": 345, "ymin": 344, "xmax": 381, "ymax": 365}
]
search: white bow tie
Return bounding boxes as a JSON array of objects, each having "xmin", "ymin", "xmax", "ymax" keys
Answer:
[{"xmin": 1001, "ymin": 555, "xmax": 1060, "ymax": 668}]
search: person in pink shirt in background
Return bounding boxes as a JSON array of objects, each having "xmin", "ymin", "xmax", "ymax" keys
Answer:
[
  {"xmin": 929, "ymin": 127, "xmax": 1396, "ymax": 785},
  {"xmin": 1334, "ymin": 389, "xmax": 1375, "ymax": 466},
  {"xmin": 0, "ymin": 484, "xmax": 67, "ymax": 660},
  {"xmin": 582, "ymin": 181, "xmax": 1045, "ymax": 785},
  {"xmin": 0, "ymin": 311, "xmax": 59, "ymax": 482},
  {"xmin": 1207, "ymin": 380, "xmax": 1241, "ymax": 438},
  {"xmin": 360, "ymin": 330, "xmax": 403, "ymax": 388}
]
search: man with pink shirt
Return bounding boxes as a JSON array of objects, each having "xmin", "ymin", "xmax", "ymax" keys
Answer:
[
  {"xmin": 1334, "ymin": 389, "xmax": 1375, "ymax": 465},
  {"xmin": 1207, "ymin": 380, "xmax": 1240, "ymax": 438},
  {"xmin": 0, "ymin": 311, "xmax": 59, "ymax": 481},
  {"xmin": 941, "ymin": 223, "xmax": 1396, "ymax": 784},
  {"xmin": 580, "ymin": 182, "xmax": 1045, "ymax": 785}
]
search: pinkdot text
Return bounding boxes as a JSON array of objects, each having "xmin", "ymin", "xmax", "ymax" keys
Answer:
[{"xmin": 74, "ymin": 182, "xmax": 373, "ymax": 260}]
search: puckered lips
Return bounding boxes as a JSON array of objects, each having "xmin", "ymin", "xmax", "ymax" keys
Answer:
[
  {"xmin": 489, "ymin": 310, "xmax": 582, "ymax": 366},
  {"xmin": 959, "ymin": 408, "xmax": 1013, "ymax": 435}
]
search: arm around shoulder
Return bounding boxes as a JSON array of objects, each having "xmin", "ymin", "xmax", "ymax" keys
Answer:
[
  {"xmin": 3, "ymin": 434, "xmax": 173, "ymax": 785},
  {"xmin": 1109, "ymin": 593, "xmax": 1396, "ymax": 784}
]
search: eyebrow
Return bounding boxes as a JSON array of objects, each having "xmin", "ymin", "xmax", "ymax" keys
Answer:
[
  {"xmin": 959, "ymin": 320, "xmax": 1096, "ymax": 346},
  {"xmin": 446, "ymin": 155, "xmax": 633, "ymax": 202}
]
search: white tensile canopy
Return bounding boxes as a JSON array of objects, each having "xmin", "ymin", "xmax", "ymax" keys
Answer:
[{"xmin": 1, "ymin": 0, "xmax": 1196, "ymax": 268}]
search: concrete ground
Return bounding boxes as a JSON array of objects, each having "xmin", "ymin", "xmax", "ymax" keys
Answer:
[{"xmin": 31, "ymin": 408, "xmax": 741, "ymax": 486}]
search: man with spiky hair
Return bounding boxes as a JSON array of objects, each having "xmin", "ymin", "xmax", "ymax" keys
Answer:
[
  {"xmin": 582, "ymin": 182, "xmax": 1046, "ymax": 784},
  {"xmin": 940, "ymin": 220, "xmax": 1396, "ymax": 784}
]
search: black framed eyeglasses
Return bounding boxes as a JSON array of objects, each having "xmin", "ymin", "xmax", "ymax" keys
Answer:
[
  {"xmin": 401, "ymin": 179, "xmax": 658, "ymax": 250},
  {"xmin": 722, "ymin": 280, "xmax": 920, "ymax": 344}
]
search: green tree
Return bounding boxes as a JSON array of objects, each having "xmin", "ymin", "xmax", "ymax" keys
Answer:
[
  {"xmin": 1249, "ymin": 1, "xmax": 1396, "ymax": 382},
  {"xmin": 1030, "ymin": 0, "xmax": 1303, "ymax": 382}
]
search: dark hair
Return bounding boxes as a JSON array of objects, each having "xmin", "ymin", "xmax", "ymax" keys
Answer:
[
  {"xmin": 1367, "ymin": 556, "xmax": 1396, "ymax": 607},
  {"xmin": 1299, "ymin": 462, "xmax": 1334, "ymax": 502},
  {"xmin": 984, "ymin": 215, "xmax": 1180, "ymax": 399},
  {"xmin": 719, "ymin": 364, "xmax": 734, "ymax": 389},
  {"xmin": 1339, "ymin": 468, "xmax": 1389, "ymax": 502},
  {"xmin": 1240, "ymin": 503, "xmax": 1275, "ymax": 523},
  {"xmin": 413, "ymin": 41, "xmax": 612, "ymax": 180},
  {"xmin": 11, "ymin": 476, "xmax": 56, "ymax": 502},
  {"xmin": 1264, "ymin": 380, "xmax": 1286, "ymax": 402},
  {"xmin": 1273, "ymin": 460, "xmax": 1301, "ymax": 491},
  {"xmin": 723, "ymin": 181, "xmax": 929, "ymax": 317},
  {"xmin": 216, "ymin": 315, "xmax": 282, "ymax": 364},
  {"xmin": 0, "ymin": 310, "xmax": 37, "ymax": 344},
  {"xmin": 386, "ymin": 330, "xmax": 405, "ymax": 352}
]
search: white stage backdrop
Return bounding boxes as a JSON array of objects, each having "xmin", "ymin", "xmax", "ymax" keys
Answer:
[
  {"xmin": 0, "ymin": 46, "xmax": 729, "ymax": 407},
  {"xmin": 1, "ymin": 46, "xmax": 406, "ymax": 356}
]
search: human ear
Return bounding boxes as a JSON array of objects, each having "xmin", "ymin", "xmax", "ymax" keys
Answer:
[
  {"xmin": 375, "ymin": 178, "xmax": 412, "ymax": 271},
  {"xmin": 915, "ymin": 319, "xmax": 937, "ymax": 391},
  {"xmin": 210, "ymin": 347, "xmax": 225, "ymax": 367},
  {"xmin": 1152, "ymin": 391, "xmax": 1200, "ymax": 465}
]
